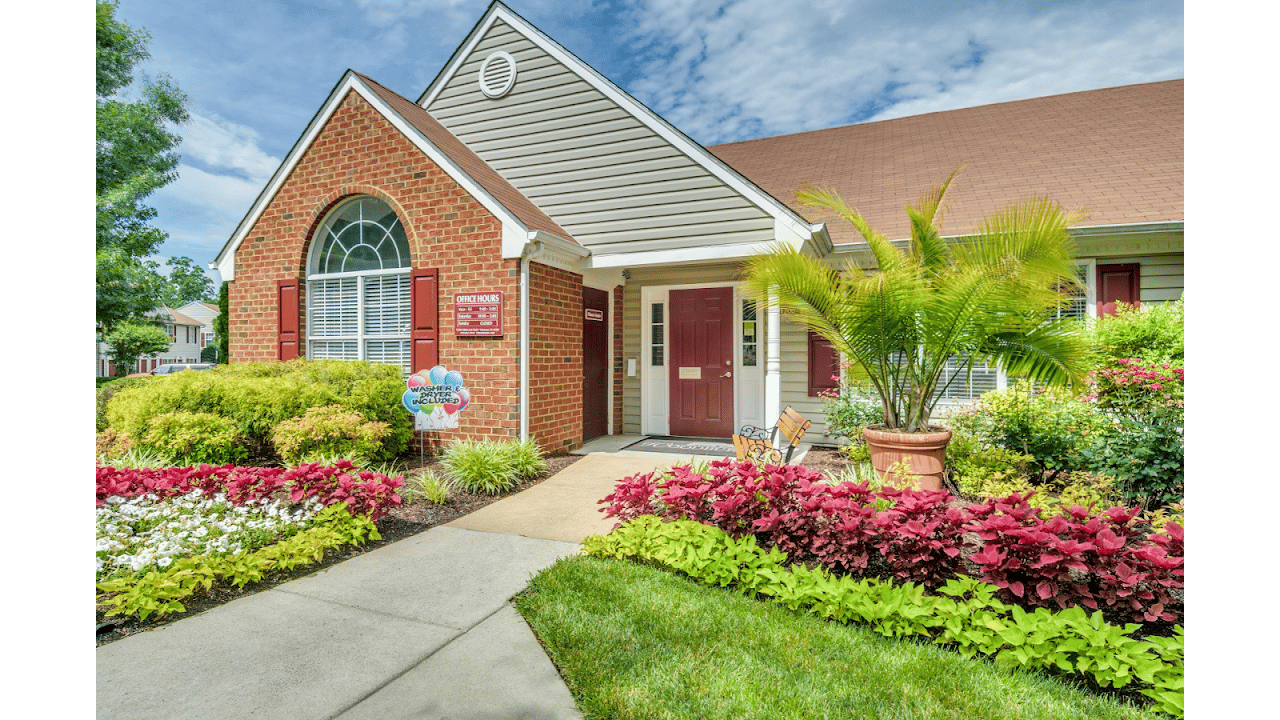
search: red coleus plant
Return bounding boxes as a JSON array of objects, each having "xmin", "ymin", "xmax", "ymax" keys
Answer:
[
  {"xmin": 600, "ymin": 459, "xmax": 1183, "ymax": 624},
  {"xmin": 966, "ymin": 494, "xmax": 1182, "ymax": 624},
  {"xmin": 97, "ymin": 461, "xmax": 405, "ymax": 521},
  {"xmin": 600, "ymin": 460, "xmax": 972, "ymax": 588}
]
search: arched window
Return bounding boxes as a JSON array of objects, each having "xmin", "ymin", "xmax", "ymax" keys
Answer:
[{"xmin": 306, "ymin": 197, "xmax": 412, "ymax": 373}]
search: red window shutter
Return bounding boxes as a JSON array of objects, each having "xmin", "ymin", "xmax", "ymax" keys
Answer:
[
  {"xmin": 411, "ymin": 269, "xmax": 440, "ymax": 373},
  {"xmin": 807, "ymin": 331, "xmax": 840, "ymax": 397},
  {"xmin": 277, "ymin": 279, "xmax": 300, "ymax": 361},
  {"xmin": 1097, "ymin": 264, "xmax": 1140, "ymax": 317}
]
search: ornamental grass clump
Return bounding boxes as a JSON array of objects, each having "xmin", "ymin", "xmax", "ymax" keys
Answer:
[
  {"xmin": 742, "ymin": 165, "xmax": 1089, "ymax": 433},
  {"xmin": 440, "ymin": 438, "xmax": 546, "ymax": 494}
]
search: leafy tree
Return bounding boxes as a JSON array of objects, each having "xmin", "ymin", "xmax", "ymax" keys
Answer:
[
  {"xmin": 214, "ymin": 281, "xmax": 229, "ymax": 363},
  {"xmin": 162, "ymin": 256, "xmax": 216, "ymax": 306},
  {"xmin": 97, "ymin": 0, "xmax": 189, "ymax": 331},
  {"xmin": 104, "ymin": 321, "xmax": 171, "ymax": 376},
  {"xmin": 742, "ymin": 165, "xmax": 1088, "ymax": 432}
]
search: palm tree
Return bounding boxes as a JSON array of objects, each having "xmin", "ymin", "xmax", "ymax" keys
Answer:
[{"xmin": 742, "ymin": 165, "xmax": 1088, "ymax": 433}]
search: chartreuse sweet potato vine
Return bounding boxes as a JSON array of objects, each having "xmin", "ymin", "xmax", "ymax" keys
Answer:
[
  {"xmin": 96, "ymin": 503, "xmax": 380, "ymax": 622},
  {"xmin": 583, "ymin": 516, "xmax": 1183, "ymax": 718}
]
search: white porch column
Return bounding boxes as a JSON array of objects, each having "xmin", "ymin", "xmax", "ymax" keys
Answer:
[{"xmin": 764, "ymin": 289, "xmax": 782, "ymax": 434}]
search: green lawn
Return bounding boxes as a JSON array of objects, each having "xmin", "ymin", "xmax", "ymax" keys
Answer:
[{"xmin": 515, "ymin": 555, "xmax": 1159, "ymax": 720}]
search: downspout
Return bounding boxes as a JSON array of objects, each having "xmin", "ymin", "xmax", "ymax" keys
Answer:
[{"xmin": 519, "ymin": 240, "xmax": 546, "ymax": 442}]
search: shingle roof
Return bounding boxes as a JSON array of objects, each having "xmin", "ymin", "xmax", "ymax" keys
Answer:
[
  {"xmin": 165, "ymin": 308, "xmax": 202, "ymax": 326},
  {"xmin": 355, "ymin": 73, "xmax": 578, "ymax": 245},
  {"xmin": 707, "ymin": 79, "xmax": 1183, "ymax": 245}
]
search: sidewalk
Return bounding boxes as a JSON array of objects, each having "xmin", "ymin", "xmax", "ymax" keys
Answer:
[{"xmin": 95, "ymin": 441, "xmax": 709, "ymax": 720}]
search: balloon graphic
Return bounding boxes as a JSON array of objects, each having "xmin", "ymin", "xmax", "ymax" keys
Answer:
[
  {"xmin": 402, "ymin": 390, "xmax": 420, "ymax": 414},
  {"xmin": 407, "ymin": 373, "xmax": 427, "ymax": 388},
  {"xmin": 429, "ymin": 365, "xmax": 448, "ymax": 386},
  {"xmin": 444, "ymin": 387, "xmax": 470, "ymax": 414},
  {"xmin": 443, "ymin": 370, "xmax": 464, "ymax": 388}
]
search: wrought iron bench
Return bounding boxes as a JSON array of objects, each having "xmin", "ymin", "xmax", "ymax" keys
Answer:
[{"xmin": 732, "ymin": 406, "xmax": 812, "ymax": 465}]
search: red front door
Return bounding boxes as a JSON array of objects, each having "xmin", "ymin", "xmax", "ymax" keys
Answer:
[{"xmin": 668, "ymin": 287, "xmax": 734, "ymax": 437}]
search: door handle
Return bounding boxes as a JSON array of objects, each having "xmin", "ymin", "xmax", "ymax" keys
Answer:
[{"xmin": 722, "ymin": 371, "xmax": 732, "ymax": 378}]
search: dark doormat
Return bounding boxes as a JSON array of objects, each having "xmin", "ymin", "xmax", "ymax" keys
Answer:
[{"xmin": 623, "ymin": 436, "xmax": 737, "ymax": 457}]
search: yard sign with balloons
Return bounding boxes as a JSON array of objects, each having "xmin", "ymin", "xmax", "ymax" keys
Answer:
[{"xmin": 402, "ymin": 365, "xmax": 471, "ymax": 430}]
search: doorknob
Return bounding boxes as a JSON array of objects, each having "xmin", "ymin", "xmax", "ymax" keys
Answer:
[{"xmin": 722, "ymin": 371, "xmax": 731, "ymax": 378}]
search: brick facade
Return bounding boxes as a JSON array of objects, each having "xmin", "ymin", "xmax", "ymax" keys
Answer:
[
  {"xmin": 527, "ymin": 263, "xmax": 584, "ymax": 452},
  {"xmin": 229, "ymin": 89, "xmax": 585, "ymax": 453}
]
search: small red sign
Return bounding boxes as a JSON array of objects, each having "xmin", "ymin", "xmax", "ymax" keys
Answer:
[{"xmin": 454, "ymin": 292, "xmax": 503, "ymax": 337}]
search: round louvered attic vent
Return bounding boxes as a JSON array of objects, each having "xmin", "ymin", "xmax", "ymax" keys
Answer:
[{"xmin": 478, "ymin": 51, "xmax": 517, "ymax": 98}]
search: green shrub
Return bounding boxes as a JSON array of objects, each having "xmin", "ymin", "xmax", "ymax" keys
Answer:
[
  {"xmin": 97, "ymin": 376, "xmax": 157, "ymax": 431},
  {"xmin": 96, "ymin": 428, "xmax": 134, "ymax": 460},
  {"xmin": 103, "ymin": 359, "xmax": 412, "ymax": 462},
  {"xmin": 1081, "ymin": 414, "xmax": 1183, "ymax": 509},
  {"xmin": 819, "ymin": 382, "xmax": 884, "ymax": 443},
  {"xmin": 1086, "ymin": 298, "xmax": 1183, "ymax": 367},
  {"xmin": 271, "ymin": 405, "xmax": 391, "ymax": 466},
  {"xmin": 951, "ymin": 381, "xmax": 1106, "ymax": 480},
  {"xmin": 838, "ymin": 442, "xmax": 871, "ymax": 464},
  {"xmin": 137, "ymin": 411, "xmax": 248, "ymax": 466},
  {"xmin": 955, "ymin": 467, "xmax": 1124, "ymax": 518},
  {"xmin": 440, "ymin": 438, "xmax": 546, "ymax": 494}
]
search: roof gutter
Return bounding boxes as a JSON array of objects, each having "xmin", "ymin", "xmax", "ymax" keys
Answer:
[{"xmin": 828, "ymin": 220, "xmax": 1185, "ymax": 256}]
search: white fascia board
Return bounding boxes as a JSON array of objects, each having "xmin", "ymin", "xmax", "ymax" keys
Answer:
[
  {"xmin": 215, "ymin": 70, "xmax": 535, "ymax": 282},
  {"xmin": 417, "ymin": 2, "xmax": 817, "ymax": 243},
  {"xmin": 502, "ymin": 225, "xmax": 589, "ymax": 266},
  {"xmin": 587, "ymin": 239, "xmax": 786, "ymax": 269},
  {"xmin": 827, "ymin": 220, "xmax": 1185, "ymax": 257}
]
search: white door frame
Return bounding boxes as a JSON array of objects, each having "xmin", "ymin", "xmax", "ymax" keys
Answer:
[{"xmin": 639, "ymin": 282, "xmax": 766, "ymax": 436}]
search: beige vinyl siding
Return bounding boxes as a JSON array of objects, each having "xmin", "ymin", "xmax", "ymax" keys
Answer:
[
  {"xmin": 424, "ymin": 19, "xmax": 774, "ymax": 255},
  {"xmin": 778, "ymin": 318, "xmax": 836, "ymax": 443},
  {"xmin": 1133, "ymin": 254, "xmax": 1183, "ymax": 304}
]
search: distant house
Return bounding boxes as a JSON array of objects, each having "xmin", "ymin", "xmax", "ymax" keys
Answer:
[
  {"xmin": 97, "ymin": 304, "xmax": 219, "ymax": 376},
  {"xmin": 211, "ymin": 1, "xmax": 1182, "ymax": 450},
  {"xmin": 176, "ymin": 301, "xmax": 221, "ymax": 359}
]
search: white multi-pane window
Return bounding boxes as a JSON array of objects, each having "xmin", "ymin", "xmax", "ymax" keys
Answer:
[
  {"xmin": 935, "ymin": 262, "xmax": 1093, "ymax": 403},
  {"xmin": 306, "ymin": 197, "xmax": 412, "ymax": 374}
]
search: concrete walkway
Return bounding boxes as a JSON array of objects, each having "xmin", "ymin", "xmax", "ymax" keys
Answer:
[{"xmin": 95, "ymin": 439, "xmax": 718, "ymax": 720}]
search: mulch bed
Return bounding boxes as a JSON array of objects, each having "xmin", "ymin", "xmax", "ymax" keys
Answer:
[{"xmin": 95, "ymin": 453, "xmax": 582, "ymax": 647}]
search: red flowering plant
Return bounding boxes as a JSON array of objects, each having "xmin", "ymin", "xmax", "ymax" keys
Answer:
[{"xmin": 1086, "ymin": 358, "xmax": 1184, "ymax": 424}]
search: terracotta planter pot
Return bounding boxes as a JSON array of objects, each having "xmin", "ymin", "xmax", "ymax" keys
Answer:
[{"xmin": 863, "ymin": 425, "xmax": 953, "ymax": 491}]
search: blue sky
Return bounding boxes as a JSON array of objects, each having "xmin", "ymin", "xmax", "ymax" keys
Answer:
[{"xmin": 109, "ymin": 0, "xmax": 1183, "ymax": 284}]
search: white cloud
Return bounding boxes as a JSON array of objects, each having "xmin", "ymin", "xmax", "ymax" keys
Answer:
[
  {"xmin": 617, "ymin": 0, "xmax": 1183, "ymax": 143},
  {"xmin": 179, "ymin": 112, "xmax": 281, "ymax": 183},
  {"xmin": 158, "ymin": 162, "xmax": 267, "ymax": 217}
]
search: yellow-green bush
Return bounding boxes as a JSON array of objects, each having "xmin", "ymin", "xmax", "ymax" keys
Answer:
[
  {"xmin": 137, "ymin": 411, "xmax": 248, "ymax": 466},
  {"xmin": 956, "ymin": 467, "xmax": 1126, "ymax": 518},
  {"xmin": 104, "ymin": 359, "xmax": 412, "ymax": 462},
  {"xmin": 96, "ymin": 428, "xmax": 133, "ymax": 460},
  {"xmin": 272, "ymin": 405, "xmax": 391, "ymax": 466}
]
